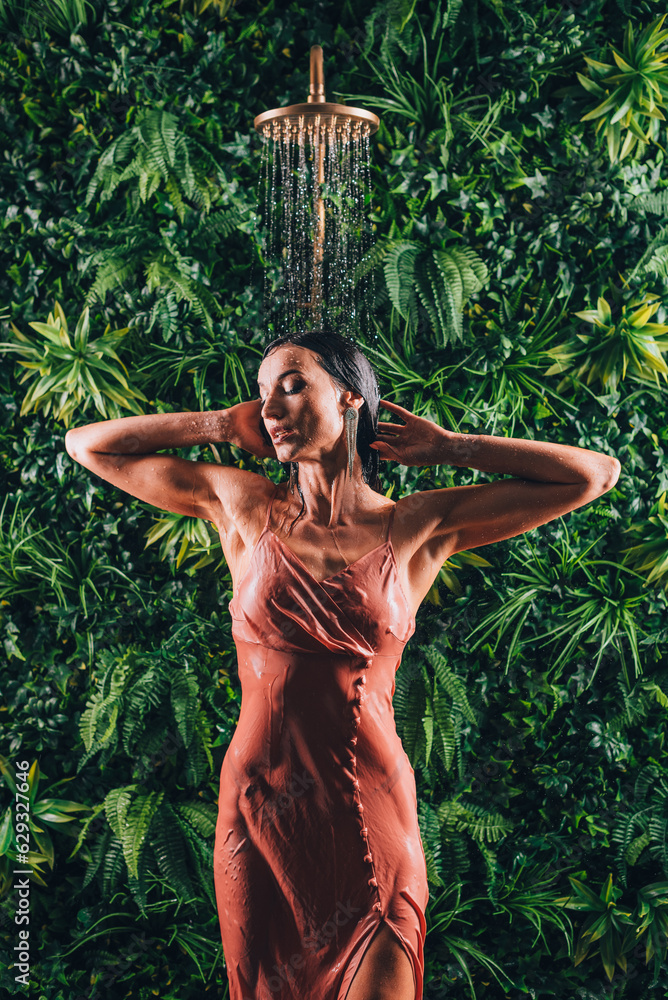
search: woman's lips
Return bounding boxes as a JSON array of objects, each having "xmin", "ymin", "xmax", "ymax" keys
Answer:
[{"xmin": 272, "ymin": 429, "xmax": 295, "ymax": 443}]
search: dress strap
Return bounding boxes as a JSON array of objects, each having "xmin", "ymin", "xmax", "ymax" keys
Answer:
[
  {"xmin": 265, "ymin": 482, "xmax": 280, "ymax": 530},
  {"xmin": 386, "ymin": 502, "xmax": 396, "ymax": 542}
]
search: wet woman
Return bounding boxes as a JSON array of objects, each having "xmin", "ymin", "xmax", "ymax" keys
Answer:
[{"xmin": 65, "ymin": 331, "xmax": 620, "ymax": 1000}]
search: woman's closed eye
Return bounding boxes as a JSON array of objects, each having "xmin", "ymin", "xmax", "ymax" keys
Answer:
[{"xmin": 261, "ymin": 383, "xmax": 304, "ymax": 403}]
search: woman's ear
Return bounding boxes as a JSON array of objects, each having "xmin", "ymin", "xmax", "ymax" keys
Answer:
[{"xmin": 340, "ymin": 390, "xmax": 364, "ymax": 412}]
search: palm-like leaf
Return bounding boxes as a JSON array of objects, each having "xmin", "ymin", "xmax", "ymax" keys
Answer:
[
  {"xmin": 143, "ymin": 510, "xmax": 225, "ymax": 573},
  {"xmin": 534, "ymin": 564, "xmax": 646, "ymax": 688},
  {"xmin": 464, "ymin": 285, "xmax": 580, "ymax": 435},
  {"xmin": 620, "ymin": 491, "xmax": 668, "ymax": 591},
  {"xmin": 554, "ymin": 873, "xmax": 638, "ymax": 981},
  {"xmin": 575, "ymin": 15, "xmax": 668, "ymax": 162},
  {"xmin": 425, "ymin": 882, "xmax": 516, "ymax": 994},
  {"xmin": 135, "ymin": 336, "xmax": 251, "ymax": 410},
  {"xmin": 490, "ymin": 864, "xmax": 574, "ymax": 951},
  {"xmin": 466, "ymin": 525, "xmax": 605, "ymax": 672},
  {"xmin": 546, "ymin": 292, "xmax": 668, "ymax": 394},
  {"xmin": 0, "ymin": 301, "xmax": 147, "ymax": 427},
  {"xmin": 342, "ymin": 19, "xmax": 451, "ymax": 139}
]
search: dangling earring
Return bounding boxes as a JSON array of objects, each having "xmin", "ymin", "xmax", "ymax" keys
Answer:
[
  {"xmin": 289, "ymin": 461, "xmax": 297, "ymax": 495},
  {"xmin": 344, "ymin": 407, "xmax": 358, "ymax": 480}
]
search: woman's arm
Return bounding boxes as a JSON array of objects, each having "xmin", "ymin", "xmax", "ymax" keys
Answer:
[
  {"xmin": 372, "ymin": 399, "xmax": 621, "ymax": 554},
  {"xmin": 65, "ymin": 409, "xmax": 231, "ymax": 457},
  {"xmin": 432, "ymin": 427, "xmax": 619, "ymax": 486},
  {"xmin": 65, "ymin": 401, "xmax": 277, "ymax": 523}
]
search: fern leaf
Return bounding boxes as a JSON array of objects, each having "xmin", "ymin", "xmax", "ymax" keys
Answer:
[
  {"xmin": 84, "ymin": 132, "xmax": 135, "ymax": 207},
  {"xmin": 422, "ymin": 711, "xmax": 434, "ymax": 767},
  {"xmin": 383, "ymin": 241, "xmax": 421, "ymax": 319},
  {"xmin": 142, "ymin": 109, "xmax": 179, "ymax": 177},
  {"xmin": 82, "ymin": 822, "xmax": 112, "ymax": 890},
  {"xmin": 183, "ymin": 734, "xmax": 208, "ymax": 786},
  {"xmin": 418, "ymin": 801, "xmax": 445, "ymax": 887},
  {"xmin": 102, "ymin": 834, "xmax": 127, "ymax": 895},
  {"xmin": 122, "ymin": 790, "xmax": 164, "ymax": 880},
  {"xmin": 425, "ymin": 252, "xmax": 459, "ymax": 343},
  {"xmin": 170, "ymin": 668, "xmax": 200, "ymax": 751},
  {"xmin": 398, "ymin": 674, "xmax": 428, "ymax": 766},
  {"xmin": 441, "ymin": 0, "xmax": 464, "ymax": 30},
  {"xmin": 441, "ymin": 827, "xmax": 470, "ymax": 877},
  {"xmin": 152, "ymin": 802, "xmax": 197, "ymax": 902},
  {"xmin": 631, "ymin": 191, "xmax": 668, "ymax": 215},
  {"xmin": 426, "ymin": 647, "xmax": 479, "ymax": 725},
  {"xmin": 450, "ymin": 801, "xmax": 514, "ymax": 843},
  {"xmin": 648, "ymin": 813, "xmax": 668, "ymax": 872},
  {"xmin": 625, "ymin": 830, "xmax": 651, "ymax": 865},
  {"xmin": 433, "ymin": 686, "xmax": 456, "ymax": 773},
  {"xmin": 642, "ymin": 245, "xmax": 668, "ymax": 277},
  {"xmin": 104, "ymin": 786, "xmax": 135, "ymax": 842},
  {"xmin": 174, "ymin": 800, "xmax": 218, "ymax": 839}
]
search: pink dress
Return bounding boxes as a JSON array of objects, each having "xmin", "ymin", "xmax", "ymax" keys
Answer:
[{"xmin": 214, "ymin": 483, "xmax": 429, "ymax": 999}]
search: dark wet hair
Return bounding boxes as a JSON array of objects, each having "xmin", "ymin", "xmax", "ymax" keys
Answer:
[{"xmin": 258, "ymin": 330, "xmax": 382, "ymax": 532}]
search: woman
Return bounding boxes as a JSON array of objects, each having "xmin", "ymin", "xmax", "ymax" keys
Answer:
[{"xmin": 65, "ymin": 330, "xmax": 620, "ymax": 1000}]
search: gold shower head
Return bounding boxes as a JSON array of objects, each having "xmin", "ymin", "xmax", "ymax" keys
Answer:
[{"xmin": 253, "ymin": 45, "xmax": 380, "ymax": 142}]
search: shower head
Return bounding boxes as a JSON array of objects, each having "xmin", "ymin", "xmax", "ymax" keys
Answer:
[{"xmin": 254, "ymin": 45, "xmax": 380, "ymax": 142}]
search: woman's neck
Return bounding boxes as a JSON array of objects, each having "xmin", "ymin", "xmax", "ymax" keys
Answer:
[{"xmin": 284, "ymin": 456, "xmax": 377, "ymax": 528}]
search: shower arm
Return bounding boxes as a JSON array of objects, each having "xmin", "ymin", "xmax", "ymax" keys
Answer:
[{"xmin": 309, "ymin": 44, "xmax": 325, "ymax": 104}]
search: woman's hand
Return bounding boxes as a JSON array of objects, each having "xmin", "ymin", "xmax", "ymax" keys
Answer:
[
  {"xmin": 228, "ymin": 399, "xmax": 278, "ymax": 460},
  {"xmin": 369, "ymin": 399, "xmax": 448, "ymax": 467}
]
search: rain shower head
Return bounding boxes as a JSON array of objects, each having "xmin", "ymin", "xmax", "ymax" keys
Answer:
[{"xmin": 254, "ymin": 45, "xmax": 380, "ymax": 141}]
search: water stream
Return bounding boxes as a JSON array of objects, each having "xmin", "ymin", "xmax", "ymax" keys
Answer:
[{"xmin": 257, "ymin": 118, "xmax": 374, "ymax": 339}]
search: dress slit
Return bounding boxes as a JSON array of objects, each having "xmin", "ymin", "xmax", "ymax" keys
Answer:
[{"xmin": 337, "ymin": 915, "xmax": 419, "ymax": 1000}]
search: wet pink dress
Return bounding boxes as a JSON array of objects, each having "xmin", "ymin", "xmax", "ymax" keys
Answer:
[{"xmin": 214, "ymin": 483, "xmax": 429, "ymax": 999}]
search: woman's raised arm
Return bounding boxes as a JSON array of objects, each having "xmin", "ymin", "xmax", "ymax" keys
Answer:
[
  {"xmin": 371, "ymin": 398, "xmax": 621, "ymax": 556},
  {"xmin": 64, "ymin": 401, "xmax": 277, "ymax": 523}
]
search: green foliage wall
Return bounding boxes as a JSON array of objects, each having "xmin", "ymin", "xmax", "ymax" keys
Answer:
[{"xmin": 1, "ymin": 0, "xmax": 668, "ymax": 997}]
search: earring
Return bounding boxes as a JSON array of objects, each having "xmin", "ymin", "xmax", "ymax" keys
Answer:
[
  {"xmin": 288, "ymin": 462, "xmax": 297, "ymax": 495},
  {"xmin": 344, "ymin": 407, "xmax": 358, "ymax": 480}
]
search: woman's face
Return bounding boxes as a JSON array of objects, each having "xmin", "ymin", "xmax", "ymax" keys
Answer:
[{"xmin": 257, "ymin": 344, "xmax": 361, "ymax": 464}]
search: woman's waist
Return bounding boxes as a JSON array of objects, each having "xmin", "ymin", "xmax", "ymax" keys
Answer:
[
  {"xmin": 233, "ymin": 659, "xmax": 400, "ymax": 729},
  {"xmin": 219, "ymin": 720, "xmax": 412, "ymax": 811},
  {"xmin": 232, "ymin": 636, "xmax": 403, "ymax": 675}
]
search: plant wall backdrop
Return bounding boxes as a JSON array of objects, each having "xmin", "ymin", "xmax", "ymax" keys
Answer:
[{"xmin": 1, "ymin": 0, "xmax": 668, "ymax": 998}]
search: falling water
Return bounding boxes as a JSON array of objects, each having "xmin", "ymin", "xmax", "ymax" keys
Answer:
[{"xmin": 256, "ymin": 117, "xmax": 375, "ymax": 339}]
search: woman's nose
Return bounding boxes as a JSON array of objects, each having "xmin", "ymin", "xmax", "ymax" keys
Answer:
[{"xmin": 261, "ymin": 392, "xmax": 283, "ymax": 419}]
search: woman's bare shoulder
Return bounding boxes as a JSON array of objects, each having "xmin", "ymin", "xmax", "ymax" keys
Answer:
[{"xmin": 212, "ymin": 467, "xmax": 277, "ymax": 539}]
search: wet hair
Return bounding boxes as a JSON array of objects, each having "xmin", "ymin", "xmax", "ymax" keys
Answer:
[{"xmin": 258, "ymin": 330, "xmax": 382, "ymax": 533}]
